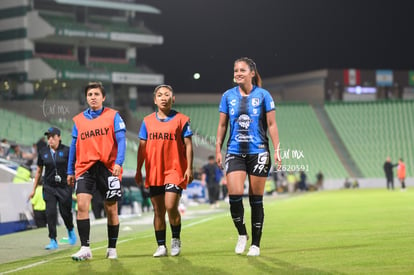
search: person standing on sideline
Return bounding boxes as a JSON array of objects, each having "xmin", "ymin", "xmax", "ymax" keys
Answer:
[
  {"xmin": 397, "ymin": 158, "xmax": 406, "ymax": 190},
  {"xmin": 67, "ymin": 82, "xmax": 126, "ymax": 260},
  {"xmin": 29, "ymin": 127, "xmax": 76, "ymax": 249},
  {"xmin": 135, "ymin": 84, "xmax": 193, "ymax": 257},
  {"xmin": 30, "ymin": 180, "xmax": 47, "ymax": 228},
  {"xmin": 383, "ymin": 157, "xmax": 397, "ymax": 190},
  {"xmin": 216, "ymin": 57, "xmax": 282, "ymax": 257},
  {"xmin": 201, "ymin": 155, "xmax": 222, "ymax": 208}
]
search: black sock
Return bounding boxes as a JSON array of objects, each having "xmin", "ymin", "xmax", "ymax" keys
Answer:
[
  {"xmin": 229, "ymin": 195, "xmax": 247, "ymax": 236},
  {"xmin": 249, "ymin": 195, "xmax": 264, "ymax": 247},
  {"xmin": 155, "ymin": 230, "xmax": 166, "ymax": 246},
  {"xmin": 170, "ymin": 224, "xmax": 181, "ymax": 239},
  {"xmin": 107, "ymin": 224, "xmax": 120, "ymax": 248},
  {"xmin": 77, "ymin": 219, "xmax": 90, "ymax": 247}
]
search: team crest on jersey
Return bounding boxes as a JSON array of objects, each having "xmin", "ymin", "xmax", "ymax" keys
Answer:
[
  {"xmin": 252, "ymin": 98, "xmax": 260, "ymax": 107},
  {"xmin": 237, "ymin": 114, "xmax": 252, "ymax": 129}
]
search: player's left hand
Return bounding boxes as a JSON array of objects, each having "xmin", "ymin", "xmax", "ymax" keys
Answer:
[
  {"xmin": 112, "ymin": 164, "xmax": 121, "ymax": 177},
  {"xmin": 274, "ymin": 152, "xmax": 282, "ymax": 171},
  {"xmin": 184, "ymin": 168, "xmax": 193, "ymax": 184}
]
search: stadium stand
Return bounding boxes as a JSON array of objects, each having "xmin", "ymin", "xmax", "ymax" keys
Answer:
[
  {"xmin": 276, "ymin": 103, "xmax": 348, "ymax": 179},
  {"xmin": 325, "ymin": 100, "xmax": 414, "ymax": 178},
  {"xmin": 173, "ymin": 103, "xmax": 348, "ymax": 179}
]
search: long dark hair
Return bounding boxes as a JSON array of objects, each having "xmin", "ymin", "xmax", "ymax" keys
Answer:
[{"xmin": 234, "ymin": 57, "xmax": 262, "ymax": 87}]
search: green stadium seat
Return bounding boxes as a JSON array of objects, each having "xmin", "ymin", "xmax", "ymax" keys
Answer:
[{"xmin": 325, "ymin": 100, "xmax": 414, "ymax": 178}]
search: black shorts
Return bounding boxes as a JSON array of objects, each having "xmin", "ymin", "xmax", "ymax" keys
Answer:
[
  {"xmin": 225, "ymin": 152, "xmax": 271, "ymax": 177},
  {"xmin": 75, "ymin": 162, "xmax": 122, "ymax": 202},
  {"xmin": 149, "ymin": 184, "xmax": 183, "ymax": 198}
]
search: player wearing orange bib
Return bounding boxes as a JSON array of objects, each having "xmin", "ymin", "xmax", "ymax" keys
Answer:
[
  {"xmin": 67, "ymin": 82, "xmax": 126, "ymax": 261},
  {"xmin": 135, "ymin": 84, "xmax": 193, "ymax": 257},
  {"xmin": 397, "ymin": 158, "xmax": 406, "ymax": 190}
]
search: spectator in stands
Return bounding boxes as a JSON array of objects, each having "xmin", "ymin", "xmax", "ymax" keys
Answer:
[
  {"xmin": 0, "ymin": 138, "xmax": 9, "ymax": 157},
  {"xmin": 397, "ymin": 158, "xmax": 406, "ymax": 191},
  {"xmin": 6, "ymin": 144, "xmax": 33, "ymax": 163},
  {"xmin": 30, "ymin": 180, "xmax": 47, "ymax": 228},
  {"xmin": 216, "ymin": 57, "xmax": 281, "ymax": 257},
  {"xmin": 201, "ymin": 155, "xmax": 222, "ymax": 208},
  {"xmin": 67, "ymin": 81, "xmax": 126, "ymax": 260},
  {"xmin": 29, "ymin": 127, "xmax": 76, "ymax": 250},
  {"xmin": 383, "ymin": 157, "xmax": 397, "ymax": 190},
  {"xmin": 135, "ymin": 84, "xmax": 193, "ymax": 257}
]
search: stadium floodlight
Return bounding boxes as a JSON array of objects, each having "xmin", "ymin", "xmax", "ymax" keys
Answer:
[{"xmin": 54, "ymin": 0, "xmax": 161, "ymax": 14}]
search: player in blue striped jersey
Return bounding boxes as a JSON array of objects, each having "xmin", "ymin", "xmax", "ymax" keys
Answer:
[{"xmin": 216, "ymin": 57, "xmax": 282, "ymax": 256}]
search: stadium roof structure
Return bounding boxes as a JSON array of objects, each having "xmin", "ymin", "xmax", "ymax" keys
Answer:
[{"xmin": 54, "ymin": 0, "xmax": 161, "ymax": 14}]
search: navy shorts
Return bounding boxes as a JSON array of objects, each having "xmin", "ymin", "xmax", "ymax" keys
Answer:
[
  {"xmin": 149, "ymin": 184, "xmax": 183, "ymax": 197},
  {"xmin": 75, "ymin": 161, "xmax": 122, "ymax": 201},
  {"xmin": 225, "ymin": 152, "xmax": 271, "ymax": 177}
]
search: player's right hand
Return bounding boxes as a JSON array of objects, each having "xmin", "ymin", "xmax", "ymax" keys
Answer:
[
  {"xmin": 67, "ymin": 175, "xmax": 75, "ymax": 187},
  {"xmin": 216, "ymin": 152, "xmax": 223, "ymax": 169}
]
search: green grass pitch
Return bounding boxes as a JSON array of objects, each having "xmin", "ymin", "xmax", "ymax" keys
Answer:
[{"xmin": 1, "ymin": 188, "xmax": 413, "ymax": 274}]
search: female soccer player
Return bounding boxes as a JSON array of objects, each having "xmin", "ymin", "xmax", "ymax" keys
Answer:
[
  {"xmin": 67, "ymin": 81, "xmax": 126, "ymax": 260},
  {"xmin": 216, "ymin": 57, "xmax": 282, "ymax": 256},
  {"xmin": 135, "ymin": 84, "xmax": 193, "ymax": 257}
]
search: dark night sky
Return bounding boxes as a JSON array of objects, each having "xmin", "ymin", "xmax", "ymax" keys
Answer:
[{"xmin": 137, "ymin": 0, "xmax": 414, "ymax": 93}]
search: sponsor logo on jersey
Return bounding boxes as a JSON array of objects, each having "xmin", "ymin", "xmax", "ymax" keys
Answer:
[
  {"xmin": 237, "ymin": 114, "xmax": 252, "ymax": 129},
  {"xmin": 230, "ymin": 99, "xmax": 237, "ymax": 106},
  {"xmin": 149, "ymin": 132, "xmax": 177, "ymax": 140},
  {"xmin": 252, "ymin": 98, "xmax": 260, "ymax": 107},
  {"xmin": 235, "ymin": 134, "xmax": 254, "ymax": 142},
  {"xmin": 80, "ymin": 127, "xmax": 110, "ymax": 140}
]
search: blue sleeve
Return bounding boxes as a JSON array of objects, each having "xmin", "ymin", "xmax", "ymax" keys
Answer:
[
  {"xmin": 264, "ymin": 90, "xmax": 275, "ymax": 112},
  {"xmin": 67, "ymin": 124, "xmax": 77, "ymax": 175},
  {"xmin": 114, "ymin": 113, "xmax": 126, "ymax": 132},
  {"xmin": 113, "ymin": 113, "xmax": 126, "ymax": 166},
  {"xmin": 115, "ymin": 130, "xmax": 126, "ymax": 166},
  {"xmin": 218, "ymin": 93, "xmax": 228, "ymax": 114},
  {"xmin": 138, "ymin": 121, "xmax": 148, "ymax": 140},
  {"xmin": 182, "ymin": 121, "xmax": 193, "ymax": 138}
]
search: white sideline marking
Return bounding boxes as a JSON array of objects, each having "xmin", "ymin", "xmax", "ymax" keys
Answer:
[{"xmin": 1, "ymin": 215, "xmax": 222, "ymax": 274}]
